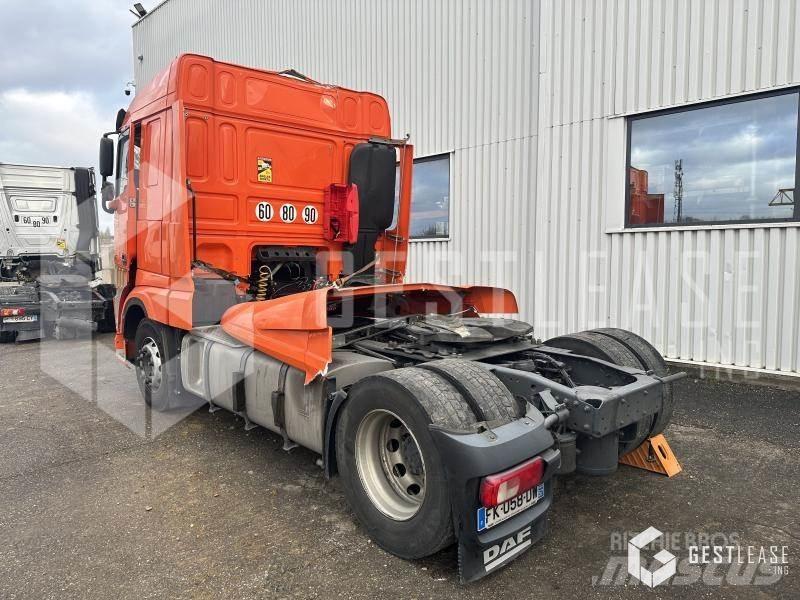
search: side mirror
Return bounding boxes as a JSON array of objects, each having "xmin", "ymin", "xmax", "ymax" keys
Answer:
[
  {"xmin": 99, "ymin": 137, "xmax": 114, "ymax": 178},
  {"xmin": 100, "ymin": 181, "xmax": 116, "ymax": 214},
  {"xmin": 115, "ymin": 109, "xmax": 127, "ymax": 130}
]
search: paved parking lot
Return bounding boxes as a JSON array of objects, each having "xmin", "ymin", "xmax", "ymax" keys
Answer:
[{"xmin": 0, "ymin": 334, "xmax": 797, "ymax": 599}]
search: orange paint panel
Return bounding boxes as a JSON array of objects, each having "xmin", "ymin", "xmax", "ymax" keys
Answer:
[
  {"xmin": 126, "ymin": 286, "xmax": 170, "ymax": 325},
  {"xmin": 186, "ymin": 117, "xmax": 209, "ymax": 179},
  {"xmin": 127, "ymin": 54, "xmax": 393, "ymax": 139},
  {"xmin": 136, "ymin": 220, "xmax": 163, "ymax": 274},
  {"xmin": 192, "ymin": 235, "xmax": 250, "ymax": 277},
  {"xmin": 195, "ymin": 193, "xmax": 238, "ymax": 224},
  {"xmin": 219, "ymin": 123, "xmax": 238, "ymax": 182},
  {"xmin": 221, "ymin": 288, "xmax": 332, "ymax": 383},
  {"xmin": 328, "ymin": 283, "xmax": 518, "ymax": 315},
  {"xmin": 218, "ymin": 71, "xmax": 236, "ymax": 106},
  {"xmin": 126, "ymin": 64, "xmax": 173, "ymax": 119},
  {"xmin": 195, "ymin": 242, "xmax": 235, "ymax": 272},
  {"xmin": 135, "ymin": 270, "xmax": 171, "ymax": 289},
  {"xmin": 342, "ymin": 96, "xmax": 358, "ymax": 128},
  {"xmin": 167, "ymin": 289, "xmax": 193, "ymax": 330},
  {"xmin": 245, "ymin": 77, "xmax": 338, "ymax": 126},
  {"xmin": 140, "ymin": 115, "xmax": 165, "ymax": 222},
  {"xmin": 187, "ymin": 63, "xmax": 210, "ymax": 101},
  {"xmin": 166, "ymin": 221, "xmax": 191, "ymax": 278},
  {"xmin": 145, "ymin": 119, "xmax": 162, "ymax": 187},
  {"xmin": 462, "ymin": 286, "xmax": 519, "ymax": 314},
  {"xmin": 244, "ymin": 127, "xmax": 336, "ymax": 189},
  {"xmin": 368, "ymin": 99, "xmax": 388, "ymax": 131},
  {"xmin": 160, "ymin": 222, "xmax": 170, "ymax": 274}
]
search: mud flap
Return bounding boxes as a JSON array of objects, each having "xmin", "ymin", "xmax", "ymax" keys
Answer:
[
  {"xmin": 457, "ymin": 482, "xmax": 553, "ymax": 582},
  {"xmin": 428, "ymin": 412, "xmax": 560, "ymax": 583}
]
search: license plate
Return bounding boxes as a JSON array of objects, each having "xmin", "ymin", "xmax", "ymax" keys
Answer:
[
  {"xmin": 20, "ymin": 215, "xmax": 51, "ymax": 227},
  {"xmin": 477, "ymin": 484, "xmax": 544, "ymax": 532},
  {"xmin": 3, "ymin": 315, "xmax": 37, "ymax": 323}
]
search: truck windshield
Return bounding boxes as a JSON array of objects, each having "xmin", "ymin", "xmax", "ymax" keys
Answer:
[{"xmin": 115, "ymin": 133, "xmax": 130, "ymax": 195}]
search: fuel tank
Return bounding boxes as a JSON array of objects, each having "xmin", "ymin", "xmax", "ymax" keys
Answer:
[{"xmin": 180, "ymin": 326, "xmax": 392, "ymax": 453}]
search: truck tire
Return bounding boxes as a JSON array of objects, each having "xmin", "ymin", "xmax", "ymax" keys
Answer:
[
  {"xmin": 419, "ymin": 358, "xmax": 522, "ymax": 423},
  {"xmin": 0, "ymin": 331, "xmax": 17, "ymax": 343},
  {"xmin": 335, "ymin": 367, "xmax": 476, "ymax": 559},
  {"xmin": 544, "ymin": 331, "xmax": 652, "ymax": 456},
  {"xmin": 590, "ymin": 328, "xmax": 674, "ymax": 436},
  {"xmin": 134, "ymin": 319, "xmax": 180, "ymax": 411}
]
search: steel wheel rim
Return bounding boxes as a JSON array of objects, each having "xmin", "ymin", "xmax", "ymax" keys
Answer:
[
  {"xmin": 137, "ymin": 336, "xmax": 163, "ymax": 392},
  {"xmin": 355, "ymin": 409, "xmax": 426, "ymax": 521}
]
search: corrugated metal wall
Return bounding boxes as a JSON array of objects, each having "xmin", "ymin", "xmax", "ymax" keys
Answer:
[
  {"xmin": 133, "ymin": 0, "xmax": 800, "ymax": 374},
  {"xmin": 534, "ymin": 0, "xmax": 800, "ymax": 373}
]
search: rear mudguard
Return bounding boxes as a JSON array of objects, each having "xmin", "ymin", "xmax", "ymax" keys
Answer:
[{"xmin": 429, "ymin": 406, "xmax": 560, "ymax": 583}]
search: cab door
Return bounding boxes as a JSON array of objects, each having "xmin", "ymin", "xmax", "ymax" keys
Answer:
[{"xmin": 136, "ymin": 113, "xmax": 167, "ymax": 275}]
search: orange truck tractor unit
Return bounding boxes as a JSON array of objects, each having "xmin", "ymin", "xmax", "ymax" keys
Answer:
[{"xmin": 99, "ymin": 55, "xmax": 684, "ymax": 583}]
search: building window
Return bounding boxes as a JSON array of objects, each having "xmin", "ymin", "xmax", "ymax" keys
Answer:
[
  {"xmin": 410, "ymin": 154, "xmax": 450, "ymax": 239},
  {"xmin": 626, "ymin": 89, "xmax": 799, "ymax": 226}
]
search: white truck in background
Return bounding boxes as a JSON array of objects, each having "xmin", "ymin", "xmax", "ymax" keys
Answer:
[{"xmin": 0, "ymin": 163, "xmax": 115, "ymax": 342}]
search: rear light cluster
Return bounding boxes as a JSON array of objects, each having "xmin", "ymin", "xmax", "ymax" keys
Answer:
[
  {"xmin": 479, "ymin": 457, "xmax": 544, "ymax": 508},
  {"xmin": 0, "ymin": 308, "xmax": 26, "ymax": 317}
]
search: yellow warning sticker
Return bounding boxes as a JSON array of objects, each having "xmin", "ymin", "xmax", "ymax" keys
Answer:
[
  {"xmin": 56, "ymin": 238, "xmax": 66, "ymax": 250},
  {"xmin": 257, "ymin": 157, "xmax": 273, "ymax": 183}
]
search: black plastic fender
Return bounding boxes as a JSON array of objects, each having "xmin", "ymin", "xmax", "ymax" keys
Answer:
[
  {"xmin": 322, "ymin": 386, "xmax": 346, "ymax": 479},
  {"xmin": 429, "ymin": 407, "xmax": 560, "ymax": 583}
]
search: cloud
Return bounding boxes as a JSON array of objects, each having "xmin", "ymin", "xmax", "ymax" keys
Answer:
[
  {"xmin": 0, "ymin": 1, "xmax": 136, "ymax": 232},
  {"xmin": 0, "ymin": 0, "xmax": 133, "ymax": 99},
  {"xmin": 0, "ymin": 88, "xmax": 108, "ymax": 165},
  {"xmin": 0, "ymin": 88, "xmax": 115, "ymax": 229}
]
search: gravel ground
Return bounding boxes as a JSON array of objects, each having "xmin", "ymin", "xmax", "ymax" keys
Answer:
[{"xmin": 0, "ymin": 334, "xmax": 797, "ymax": 599}]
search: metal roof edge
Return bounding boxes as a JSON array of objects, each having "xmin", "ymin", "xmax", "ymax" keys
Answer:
[{"xmin": 130, "ymin": 0, "xmax": 173, "ymax": 28}]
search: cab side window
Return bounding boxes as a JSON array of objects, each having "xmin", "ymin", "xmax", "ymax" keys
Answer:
[{"xmin": 115, "ymin": 134, "xmax": 130, "ymax": 195}]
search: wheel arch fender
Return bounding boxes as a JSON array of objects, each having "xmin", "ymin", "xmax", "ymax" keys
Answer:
[
  {"xmin": 322, "ymin": 385, "xmax": 348, "ymax": 479},
  {"xmin": 320, "ymin": 352, "xmax": 396, "ymax": 478},
  {"xmin": 122, "ymin": 297, "xmax": 148, "ymax": 342}
]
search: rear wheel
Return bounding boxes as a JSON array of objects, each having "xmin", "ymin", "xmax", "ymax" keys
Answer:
[
  {"xmin": 544, "ymin": 330, "xmax": 652, "ymax": 456},
  {"xmin": 590, "ymin": 328, "xmax": 674, "ymax": 436},
  {"xmin": 336, "ymin": 367, "xmax": 476, "ymax": 558},
  {"xmin": 419, "ymin": 358, "xmax": 523, "ymax": 423},
  {"xmin": 0, "ymin": 331, "xmax": 17, "ymax": 343}
]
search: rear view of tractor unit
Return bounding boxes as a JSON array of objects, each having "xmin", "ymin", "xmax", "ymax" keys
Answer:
[
  {"xmin": 102, "ymin": 55, "xmax": 683, "ymax": 582},
  {"xmin": 0, "ymin": 163, "xmax": 115, "ymax": 342}
]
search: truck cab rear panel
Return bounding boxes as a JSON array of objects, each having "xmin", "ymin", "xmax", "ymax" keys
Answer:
[{"xmin": 0, "ymin": 163, "xmax": 83, "ymax": 260}]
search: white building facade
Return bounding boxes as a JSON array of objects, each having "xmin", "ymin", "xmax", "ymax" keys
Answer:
[{"xmin": 132, "ymin": 0, "xmax": 800, "ymax": 376}]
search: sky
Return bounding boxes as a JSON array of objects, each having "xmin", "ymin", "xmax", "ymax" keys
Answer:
[
  {"xmin": 630, "ymin": 91, "xmax": 798, "ymax": 222},
  {"xmin": 0, "ymin": 0, "xmax": 138, "ymax": 231}
]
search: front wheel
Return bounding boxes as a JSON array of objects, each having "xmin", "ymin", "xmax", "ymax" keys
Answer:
[
  {"xmin": 134, "ymin": 318, "xmax": 179, "ymax": 411},
  {"xmin": 335, "ymin": 367, "xmax": 476, "ymax": 559}
]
